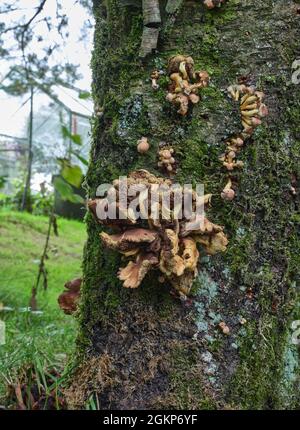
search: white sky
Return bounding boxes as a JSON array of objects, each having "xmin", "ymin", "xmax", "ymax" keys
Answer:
[{"xmin": 0, "ymin": 0, "xmax": 93, "ymax": 137}]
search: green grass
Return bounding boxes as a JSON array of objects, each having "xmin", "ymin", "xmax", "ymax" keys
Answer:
[{"xmin": 0, "ymin": 209, "xmax": 86, "ymax": 404}]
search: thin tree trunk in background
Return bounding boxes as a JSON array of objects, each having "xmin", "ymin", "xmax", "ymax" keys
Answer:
[
  {"xmin": 21, "ymin": 85, "xmax": 34, "ymax": 212},
  {"xmin": 67, "ymin": 0, "xmax": 300, "ymax": 409}
]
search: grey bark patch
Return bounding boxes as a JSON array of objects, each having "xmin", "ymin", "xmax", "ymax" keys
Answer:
[
  {"xmin": 143, "ymin": 0, "xmax": 161, "ymax": 26},
  {"xmin": 139, "ymin": 27, "xmax": 160, "ymax": 57}
]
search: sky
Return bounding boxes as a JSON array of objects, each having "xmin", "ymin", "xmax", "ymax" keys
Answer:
[{"xmin": 0, "ymin": 0, "xmax": 93, "ymax": 138}]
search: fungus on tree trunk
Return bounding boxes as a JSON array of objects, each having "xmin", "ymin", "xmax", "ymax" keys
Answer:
[
  {"xmin": 88, "ymin": 170, "xmax": 228, "ymax": 297},
  {"xmin": 166, "ymin": 55, "xmax": 209, "ymax": 115},
  {"xmin": 58, "ymin": 278, "xmax": 82, "ymax": 315}
]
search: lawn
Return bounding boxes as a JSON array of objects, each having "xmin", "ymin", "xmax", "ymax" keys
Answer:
[{"xmin": 0, "ymin": 210, "xmax": 86, "ymax": 406}]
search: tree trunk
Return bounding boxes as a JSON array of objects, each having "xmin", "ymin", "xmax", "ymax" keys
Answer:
[{"xmin": 66, "ymin": 0, "xmax": 300, "ymax": 409}]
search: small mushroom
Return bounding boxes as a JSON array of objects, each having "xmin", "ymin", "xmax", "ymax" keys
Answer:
[
  {"xmin": 221, "ymin": 178, "xmax": 235, "ymax": 201},
  {"xmin": 168, "ymin": 55, "xmax": 194, "ymax": 77},
  {"xmin": 95, "ymin": 105, "xmax": 104, "ymax": 117},
  {"xmin": 137, "ymin": 136, "xmax": 150, "ymax": 154},
  {"xmin": 166, "ymin": 92, "xmax": 190, "ymax": 116},
  {"xmin": 220, "ymin": 153, "xmax": 244, "ymax": 171},
  {"xmin": 158, "ymin": 146, "xmax": 176, "ymax": 174},
  {"xmin": 226, "ymin": 136, "xmax": 244, "ymax": 153},
  {"xmin": 189, "ymin": 93, "xmax": 200, "ymax": 104},
  {"xmin": 179, "ymin": 61, "xmax": 188, "ymax": 79},
  {"xmin": 193, "ymin": 70, "xmax": 210, "ymax": 89},
  {"xmin": 150, "ymin": 70, "xmax": 160, "ymax": 90},
  {"xmin": 203, "ymin": 0, "xmax": 215, "ymax": 8},
  {"xmin": 204, "ymin": 0, "xmax": 226, "ymax": 8},
  {"xmin": 219, "ymin": 321, "xmax": 230, "ymax": 335}
]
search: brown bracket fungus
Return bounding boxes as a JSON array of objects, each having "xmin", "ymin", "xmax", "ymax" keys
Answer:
[
  {"xmin": 166, "ymin": 55, "xmax": 209, "ymax": 116},
  {"xmin": 58, "ymin": 277, "xmax": 82, "ymax": 315},
  {"xmin": 88, "ymin": 170, "xmax": 228, "ymax": 298}
]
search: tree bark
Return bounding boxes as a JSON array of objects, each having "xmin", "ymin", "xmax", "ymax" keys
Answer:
[{"xmin": 67, "ymin": 0, "xmax": 300, "ymax": 409}]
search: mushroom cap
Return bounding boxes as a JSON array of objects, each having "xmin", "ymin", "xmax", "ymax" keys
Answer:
[
  {"xmin": 258, "ymin": 103, "xmax": 269, "ymax": 117},
  {"xmin": 197, "ymin": 71, "xmax": 210, "ymax": 85},
  {"xmin": 166, "ymin": 92, "xmax": 176, "ymax": 102},
  {"xmin": 118, "ymin": 253, "xmax": 158, "ymax": 289},
  {"xmin": 195, "ymin": 231, "xmax": 228, "ymax": 255},
  {"xmin": 168, "ymin": 55, "xmax": 194, "ymax": 76},
  {"xmin": 189, "ymin": 93, "xmax": 200, "ymax": 104},
  {"xmin": 58, "ymin": 291, "xmax": 80, "ymax": 315},
  {"xmin": 221, "ymin": 188, "xmax": 235, "ymax": 201},
  {"xmin": 58, "ymin": 278, "xmax": 82, "ymax": 315},
  {"xmin": 235, "ymin": 137, "xmax": 244, "ymax": 146},
  {"xmin": 251, "ymin": 117, "xmax": 262, "ymax": 126},
  {"xmin": 161, "ymin": 149, "xmax": 171, "ymax": 159},
  {"xmin": 181, "ymin": 215, "xmax": 223, "ymax": 237},
  {"xmin": 64, "ymin": 277, "xmax": 82, "ymax": 292},
  {"xmin": 151, "ymin": 70, "xmax": 160, "ymax": 79},
  {"xmin": 100, "ymin": 228, "xmax": 158, "ymax": 253},
  {"xmin": 137, "ymin": 137, "xmax": 150, "ymax": 153},
  {"xmin": 204, "ymin": 0, "xmax": 215, "ymax": 9}
]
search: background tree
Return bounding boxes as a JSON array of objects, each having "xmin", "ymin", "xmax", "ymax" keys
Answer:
[
  {"xmin": 65, "ymin": 0, "xmax": 300, "ymax": 409},
  {"xmin": 0, "ymin": 0, "xmax": 93, "ymax": 210}
]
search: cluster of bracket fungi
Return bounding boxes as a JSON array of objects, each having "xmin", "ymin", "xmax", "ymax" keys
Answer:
[
  {"xmin": 86, "ymin": 54, "xmax": 268, "ymax": 299},
  {"xmin": 88, "ymin": 170, "xmax": 228, "ymax": 297},
  {"xmin": 165, "ymin": 55, "xmax": 209, "ymax": 116},
  {"xmin": 220, "ymin": 85, "xmax": 269, "ymax": 201}
]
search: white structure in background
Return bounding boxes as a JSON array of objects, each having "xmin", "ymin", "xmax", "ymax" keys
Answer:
[{"xmin": 0, "ymin": 85, "xmax": 93, "ymax": 195}]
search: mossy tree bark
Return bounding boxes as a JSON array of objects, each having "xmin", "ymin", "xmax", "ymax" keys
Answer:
[{"xmin": 68, "ymin": 0, "xmax": 300, "ymax": 409}]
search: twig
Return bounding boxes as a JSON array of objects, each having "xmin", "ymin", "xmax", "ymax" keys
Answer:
[{"xmin": 30, "ymin": 207, "xmax": 57, "ymax": 310}]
